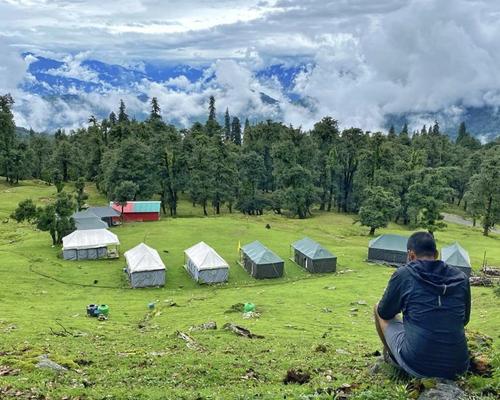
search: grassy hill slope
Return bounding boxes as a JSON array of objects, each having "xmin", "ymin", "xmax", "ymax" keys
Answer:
[{"xmin": 0, "ymin": 180, "xmax": 498, "ymax": 399}]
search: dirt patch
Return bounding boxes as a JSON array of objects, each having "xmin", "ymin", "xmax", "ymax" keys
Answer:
[{"xmin": 283, "ymin": 368, "xmax": 311, "ymax": 385}]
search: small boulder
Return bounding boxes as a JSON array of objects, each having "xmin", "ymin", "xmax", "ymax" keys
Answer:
[
  {"xmin": 418, "ymin": 381, "xmax": 466, "ymax": 400},
  {"xmin": 36, "ymin": 354, "xmax": 67, "ymax": 372}
]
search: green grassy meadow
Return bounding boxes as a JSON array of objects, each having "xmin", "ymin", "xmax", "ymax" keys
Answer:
[{"xmin": 0, "ymin": 180, "xmax": 498, "ymax": 399}]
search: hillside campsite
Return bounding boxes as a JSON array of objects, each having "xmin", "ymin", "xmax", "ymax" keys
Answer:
[{"xmin": 0, "ymin": 180, "xmax": 498, "ymax": 399}]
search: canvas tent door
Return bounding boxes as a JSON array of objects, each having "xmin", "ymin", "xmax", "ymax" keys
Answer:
[{"xmin": 184, "ymin": 242, "xmax": 229, "ymax": 284}]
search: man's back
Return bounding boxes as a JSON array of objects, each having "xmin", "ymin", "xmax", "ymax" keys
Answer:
[{"xmin": 378, "ymin": 259, "xmax": 470, "ymax": 379}]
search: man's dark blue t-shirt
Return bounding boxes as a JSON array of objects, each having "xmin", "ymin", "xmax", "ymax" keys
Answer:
[{"xmin": 378, "ymin": 259, "xmax": 471, "ymax": 379}]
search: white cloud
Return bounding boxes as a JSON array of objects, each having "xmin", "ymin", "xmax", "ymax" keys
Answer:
[{"xmin": 2, "ymin": 0, "xmax": 500, "ymax": 133}]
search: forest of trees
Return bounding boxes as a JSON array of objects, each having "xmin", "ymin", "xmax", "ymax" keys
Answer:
[{"xmin": 1, "ymin": 93, "xmax": 499, "ymax": 239}]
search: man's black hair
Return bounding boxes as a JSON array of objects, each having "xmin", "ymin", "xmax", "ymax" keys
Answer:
[{"xmin": 407, "ymin": 232, "xmax": 437, "ymax": 257}]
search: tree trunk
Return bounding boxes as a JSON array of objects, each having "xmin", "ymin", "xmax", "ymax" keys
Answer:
[
  {"xmin": 203, "ymin": 202, "xmax": 208, "ymax": 216},
  {"xmin": 369, "ymin": 227, "xmax": 376, "ymax": 236},
  {"xmin": 216, "ymin": 203, "xmax": 220, "ymax": 215},
  {"xmin": 483, "ymin": 195, "xmax": 493, "ymax": 236}
]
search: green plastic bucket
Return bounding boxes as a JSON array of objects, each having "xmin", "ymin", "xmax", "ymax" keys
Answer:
[
  {"xmin": 243, "ymin": 303, "xmax": 255, "ymax": 313},
  {"xmin": 98, "ymin": 304, "xmax": 109, "ymax": 316}
]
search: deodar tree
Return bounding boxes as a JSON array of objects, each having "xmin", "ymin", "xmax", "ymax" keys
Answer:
[
  {"xmin": 465, "ymin": 147, "xmax": 500, "ymax": 236},
  {"xmin": 359, "ymin": 186, "xmax": 400, "ymax": 235}
]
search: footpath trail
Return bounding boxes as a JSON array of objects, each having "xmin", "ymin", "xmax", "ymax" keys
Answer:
[{"xmin": 442, "ymin": 212, "xmax": 499, "ymax": 234}]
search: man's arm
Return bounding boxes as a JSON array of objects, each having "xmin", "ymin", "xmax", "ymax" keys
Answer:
[
  {"xmin": 377, "ymin": 269, "xmax": 405, "ymax": 320},
  {"xmin": 464, "ymin": 280, "xmax": 471, "ymax": 326}
]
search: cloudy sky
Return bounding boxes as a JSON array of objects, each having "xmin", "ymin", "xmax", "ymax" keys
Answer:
[{"xmin": 1, "ymin": 0, "xmax": 500, "ymax": 132}]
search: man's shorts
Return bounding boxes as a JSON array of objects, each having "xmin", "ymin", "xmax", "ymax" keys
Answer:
[{"xmin": 384, "ymin": 318, "xmax": 426, "ymax": 378}]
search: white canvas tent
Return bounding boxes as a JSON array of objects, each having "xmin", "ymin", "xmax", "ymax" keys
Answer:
[
  {"xmin": 62, "ymin": 229, "xmax": 120, "ymax": 260},
  {"xmin": 124, "ymin": 243, "xmax": 166, "ymax": 288},
  {"xmin": 184, "ymin": 241, "xmax": 229, "ymax": 284}
]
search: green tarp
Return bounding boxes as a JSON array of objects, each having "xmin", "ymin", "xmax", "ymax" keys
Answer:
[{"xmin": 291, "ymin": 237, "xmax": 335, "ymax": 260}]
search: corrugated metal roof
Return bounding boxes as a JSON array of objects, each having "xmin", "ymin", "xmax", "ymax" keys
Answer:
[
  {"xmin": 75, "ymin": 218, "xmax": 108, "ymax": 230},
  {"xmin": 88, "ymin": 206, "xmax": 121, "ymax": 218},
  {"xmin": 292, "ymin": 237, "xmax": 336, "ymax": 260},
  {"xmin": 72, "ymin": 210, "xmax": 100, "ymax": 220},
  {"xmin": 441, "ymin": 242, "xmax": 471, "ymax": 269},
  {"xmin": 368, "ymin": 234, "xmax": 408, "ymax": 252},
  {"xmin": 110, "ymin": 201, "xmax": 161, "ymax": 213},
  {"xmin": 241, "ymin": 241, "xmax": 283, "ymax": 264},
  {"xmin": 133, "ymin": 201, "xmax": 161, "ymax": 213}
]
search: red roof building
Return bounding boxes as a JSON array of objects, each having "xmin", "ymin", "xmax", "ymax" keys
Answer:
[{"xmin": 110, "ymin": 201, "xmax": 161, "ymax": 222}]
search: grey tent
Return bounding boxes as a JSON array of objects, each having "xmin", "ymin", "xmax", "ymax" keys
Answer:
[
  {"xmin": 62, "ymin": 229, "xmax": 120, "ymax": 260},
  {"xmin": 291, "ymin": 237, "xmax": 337, "ymax": 273},
  {"xmin": 441, "ymin": 242, "xmax": 472, "ymax": 277},
  {"xmin": 87, "ymin": 206, "xmax": 121, "ymax": 226},
  {"xmin": 184, "ymin": 242, "xmax": 229, "ymax": 284},
  {"xmin": 124, "ymin": 243, "xmax": 166, "ymax": 288},
  {"xmin": 240, "ymin": 241, "xmax": 284, "ymax": 279},
  {"xmin": 72, "ymin": 210, "xmax": 108, "ymax": 230},
  {"xmin": 368, "ymin": 234, "xmax": 408, "ymax": 266}
]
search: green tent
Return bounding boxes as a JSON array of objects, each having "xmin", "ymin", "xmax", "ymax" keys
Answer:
[
  {"xmin": 368, "ymin": 234, "xmax": 408, "ymax": 266},
  {"xmin": 240, "ymin": 241, "xmax": 284, "ymax": 279},
  {"xmin": 291, "ymin": 237, "xmax": 336, "ymax": 273},
  {"xmin": 441, "ymin": 242, "xmax": 472, "ymax": 277}
]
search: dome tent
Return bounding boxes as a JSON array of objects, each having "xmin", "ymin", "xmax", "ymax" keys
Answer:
[
  {"xmin": 124, "ymin": 243, "xmax": 166, "ymax": 288},
  {"xmin": 240, "ymin": 241, "xmax": 284, "ymax": 279},
  {"xmin": 367, "ymin": 234, "xmax": 408, "ymax": 266},
  {"xmin": 291, "ymin": 237, "xmax": 336, "ymax": 273},
  {"xmin": 441, "ymin": 242, "xmax": 472, "ymax": 277},
  {"xmin": 62, "ymin": 229, "xmax": 119, "ymax": 260},
  {"xmin": 184, "ymin": 242, "xmax": 229, "ymax": 284}
]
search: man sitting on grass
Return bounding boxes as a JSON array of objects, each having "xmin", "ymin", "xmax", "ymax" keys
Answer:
[{"xmin": 374, "ymin": 232, "xmax": 470, "ymax": 379}]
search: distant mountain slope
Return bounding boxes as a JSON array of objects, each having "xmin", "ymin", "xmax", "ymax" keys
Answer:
[{"xmin": 16, "ymin": 53, "xmax": 500, "ymax": 140}]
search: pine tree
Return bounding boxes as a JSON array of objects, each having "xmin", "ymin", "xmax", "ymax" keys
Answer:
[
  {"xmin": 118, "ymin": 99, "xmax": 129, "ymax": 123},
  {"xmin": 208, "ymin": 96, "xmax": 216, "ymax": 122},
  {"xmin": 231, "ymin": 117, "xmax": 242, "ymax": 145},
  {"xmin": 243, "ymin": 118, "xmax": 250, "ymax": 143},
  {"xmin": 432, "ymin": 121, "xmax": 440, "ymax": 135},
  {"xmin": 109, "ymin": 111, "xmax": 117, "ymax": 125},
  {"xmin": 150, "ymin": 97, "xmax": 161, "ymax": 121},
  {"xmin": 224, "ymin": 108, "xmax": 231, "ymax": 142},
  {"xmin": 0, "ymin": 94, "xmax": 17, "ymax": 183},
  {"xmin": 388, "ymin": 125, "xmax": 396, "ymax": 138},
  {"xmin": 205, "ymin": 96, "xmax": 220, "ymax": 137}
]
